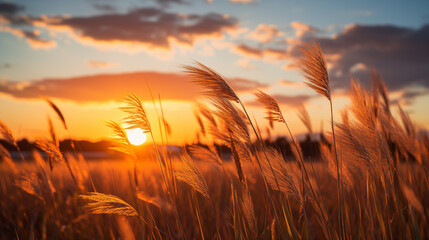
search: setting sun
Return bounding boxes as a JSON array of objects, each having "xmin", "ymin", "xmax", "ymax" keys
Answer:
[{"xmin": 125, "ymin": 128, "xmax": 147, "ymax": 145}]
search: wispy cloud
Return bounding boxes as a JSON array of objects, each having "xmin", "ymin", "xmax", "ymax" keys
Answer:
[
  {"xmin": 0, "ymin": 25, "xmax": 56, "ymax": 49},
  {"xmin": 246, "ymin": 24, "xmax": 283, "ymax": 43}
]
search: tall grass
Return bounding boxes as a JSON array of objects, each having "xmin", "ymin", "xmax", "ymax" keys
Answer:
[{"xmin": 0, "ymin": 41, "xmax": 428, "ymax": 239}]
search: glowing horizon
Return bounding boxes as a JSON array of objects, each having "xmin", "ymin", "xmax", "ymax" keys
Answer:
[{"xmin": 1, "ymin": 0, "xmax": 428, "ymax": 144}]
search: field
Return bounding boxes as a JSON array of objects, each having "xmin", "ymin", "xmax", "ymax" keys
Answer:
[{"xmin": 1, "ymin": 42, "xmax": 428, "ymax": 239}]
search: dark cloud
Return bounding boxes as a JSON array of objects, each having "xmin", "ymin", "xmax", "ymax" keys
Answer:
[
  {"xmin": 48, "ymin": 7, "xmax": 238, "ymax": 49},
  {"xmin": 303, "ymin": 24, "xmax": 429, "ymax": 92},
  {"xmin": 234, "ymin": 23, "xmax": 429, "ymax": 100},
  {"xmin": 0, "ymin": 2, "xmax": 24, "ymax": 15},
  {"xmin": 0, "ymin": 71, "xmax": 263, "ymax": 103}
]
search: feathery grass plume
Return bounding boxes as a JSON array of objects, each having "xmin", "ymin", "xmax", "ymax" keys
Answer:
[
  {"xmin": 398, "ymin": 105, "xmax": 416, "ymax": 139},
  {"xmin": 197, "ymin": 102, "xmax": 217, "ymax": 128},
  {"xmin": 299, "ymin": 42, "xmax": 342, "ymax": 233},
  {"xmin": 370, "ymin": 76, "xmax": 380, "ymax": 119},
  {"xmin": 350, "ymin": 79, "xmax": 377, "ymax": 130},
  {"xmin": 194, "ymin": 111, "xmax": 206, "ymax": 136},
  {"xmin": 320, "ymin": 142, "xmax": 354, "ymax": 191},
  {"xmin": 79, "ymin": 192, "xmax": 138, "ymax": 216},
  {"xmin": 66, "ymin": 153, "xmax": 87, "ymax": 191},
  {"xmin": 371, "ymin": 69, "xmax": 390, "ymax": 114},
  {"xmin": 183, "ymin": 61, "xmax": 239, "ymax": 102},
  {"xmin": 32, "ymin": 151, "xmax": 56, "ymax": 195},
  {"xmin": 35, "ymin": 138, "xmax": 64, "ymax": 170},
  {"xmin": 16, "ymin": 155, "xmax": 55, "ymax": 203},
  {"xmin": 188, "ymin": 144, "xmax": 222, "ymax": 166},
  {"xmin": 241, "ymin": 190, "xmax": 257, "ymax": 235},
  {"xmin": 16, "ymin": 174, "xmax": 43, "ymax": 200},
  {"xmin": 120, "ymin": 94, "xmax": 151, "ymax": 133},
  {"xmin": 229, "ymin": 132, "xmax": 246, "ymax": 185},
  {"xmin": 334, "ymin": 122, "xmax": 389, "ymax": 177},
  {"xmin": 298, "ymin": 104, "xmax": 312, "ymax": 134},
  {"xmin": 299, "ymin": 41, "xmax": 331, "ymax": 100},
  {"xmin": 47, "ymin": 116, "xmax": 58, "ymax": 147},
  {"xmin": 175, "ymin": 153, "xmax": 209, "ymax": 198},
  {"xmin": 254, "ymin": 90, "xmax": 285, "ymax": 124},
  {"xmin": 209, "ymin": 123, "xmax": 251, "ymax": 163},
  {"xmin": 106, "ymin": 121, "xmax": 136, "ymax": 159},
  {"xmin": 210, "ymin": 96, "xmax": 250, "ymax": 142},
  {"xmin": 44, "ymin": 98, "xmax": 67, "ymax": 129},
  {"xmin": 137, "ymin": 191, "xmax": 173, "ymax": 213},
  {"xmin": 260, "ymin": 146, "xmax": 303, "ymax": 203},
  {"xmin": 0, "ymin": 144, "xmax": 18, "ymax": 175},
  {"xmin": 0, "ymin": 120, "xmax": 15, "ymax": 145}
]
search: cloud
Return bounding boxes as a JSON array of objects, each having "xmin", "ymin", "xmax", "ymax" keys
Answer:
[
  {"xmin": 246, "ymin": 24, "xmax": 283, "ymax": 43},
  {"xmin": 233, "ymin": 44, "xmax": 263, "ymax": 58},
  {"xmin": 290, "ymin": 21, "xmax": 318, "ymax": 37},
  {"xmin": 390, "ymin": 89, "xmax": 429, "ymax": 106},
  {"xmin": 0, "ymin": 3, "xmax": 56, "ymax": 49},
  {"xmin": 312, "ymin": 24, "xmax": 429, "ymax": 91},
  {"xmin": 0, "ymin": 5, "xmax": 238, "ymax": 54},
  {"xmin": 45, "ymin": 8, "xmax": 238, "ymax": 51},
  {"xmin": 0, "ymin": 2, "xmax": 24, "ymax": 15},
  {"xmin": 0, "ymin": 71, "xmax": 265, "ymax": 103},
  {"xmin": 0, "ymin": 25, "xmax": 57, "ymax": 49},
  {"xmin": 86, "ymin": 60, "xmax": 120, "ymax": 69},
  {"xmin": 231, "ymin": 23, "xmax": 429, "ymax": 102},
  {"xmin": 232, "ymin": 44, "xmax": 287, "ymax": 60}
]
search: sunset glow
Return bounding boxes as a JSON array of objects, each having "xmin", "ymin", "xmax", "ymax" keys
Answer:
[
  {"xmin": 125, "ymin": 128, "xmax": 147, "ymax": 146},
  {"xmin": 1, "ymin": 1, "xmax": 429, "ymax": 239},
  {"xmin": 0, "ymin": 0, "xmax": 428, "ymax": 144}
]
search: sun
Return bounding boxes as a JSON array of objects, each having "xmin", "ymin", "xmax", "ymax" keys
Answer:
[{"xmin": 125, "ymin": 128, "xmax": 147, "ymax": 146}]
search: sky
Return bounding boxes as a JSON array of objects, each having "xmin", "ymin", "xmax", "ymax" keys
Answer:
[{"xmin": 0, "ymin": 0, "xmax": 428, "ymax": 144}]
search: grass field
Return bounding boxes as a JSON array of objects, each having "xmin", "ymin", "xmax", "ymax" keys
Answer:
[{"xmin": 0, "ymin": 41, "xmax": 428, "ymax": 239}]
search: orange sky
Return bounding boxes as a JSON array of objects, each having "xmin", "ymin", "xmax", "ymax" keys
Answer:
[{"xmin": 1, "ymin": 0, "xmax": 429, "ymax": 144}]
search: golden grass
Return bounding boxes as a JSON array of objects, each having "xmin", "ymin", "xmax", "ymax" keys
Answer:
[{"xmin": 0, "ymin": 40, "xmax": 428, "ymax": 239}]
